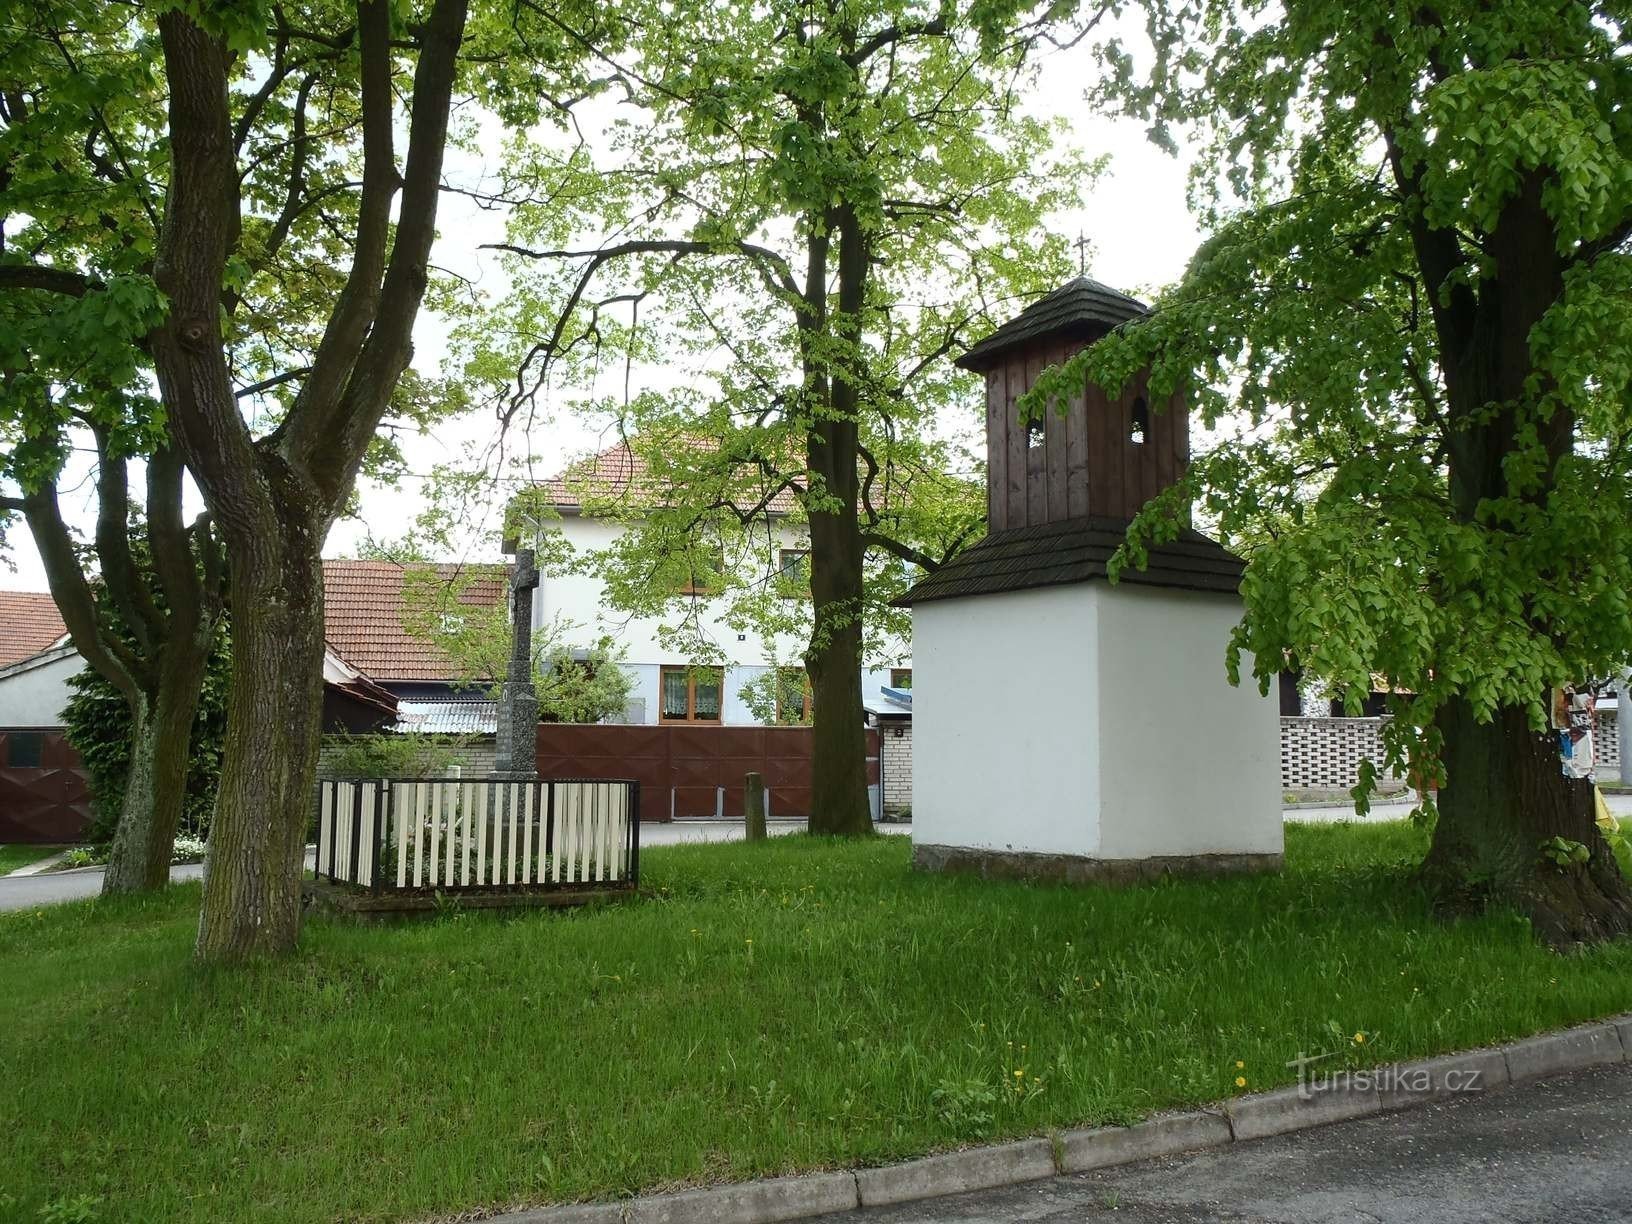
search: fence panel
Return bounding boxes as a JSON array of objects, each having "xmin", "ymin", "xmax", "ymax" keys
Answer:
[
  {"xmin": 0, "ymin": 730, "xmax": 92, "ymax": 843},
  {"xmin": 534, "ymin": 724, "xmax": 881, "ymax": 819},
  {"xmin": 1280, "ymin": 712, "xmax": 1626, "ymax": 790},
  {"xmin": 315, "ymin": 777, "xmax": 639, "ymax": 892}
]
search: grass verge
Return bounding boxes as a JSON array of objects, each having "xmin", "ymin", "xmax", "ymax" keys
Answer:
[
  {"xmin": 0, "ymin": 845, "xmax": 64, "ymax": 877},
  {"xmin": 3, "ymin": 821, "xmax": 1631, "ymax": 1223}
]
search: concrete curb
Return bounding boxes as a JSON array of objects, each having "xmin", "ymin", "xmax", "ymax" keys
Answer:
[
  {"xmin": 855, "ymin": 1139, "xmax": 1055, "ymax": 1208},
  {"xmin": 482, "ymin": 1015, "xmax": 1632, "ymax": 1224}
]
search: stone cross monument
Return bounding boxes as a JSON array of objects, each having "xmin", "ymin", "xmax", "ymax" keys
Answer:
[{"xmin": 493, "ymin": 546, "xmax": 539, "ymax": 776}]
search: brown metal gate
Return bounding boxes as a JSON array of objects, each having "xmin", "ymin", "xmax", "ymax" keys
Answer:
[
  {"xmin": 0, "ymin": 730, "xmax": 91, "ymax": 843},
  {"xmin": 535, "ymin": 724, "xmax": 879, "ymax": 820}
]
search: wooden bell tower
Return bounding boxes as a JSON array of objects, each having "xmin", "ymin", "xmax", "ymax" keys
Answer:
[{"xmin": 955, "ymin": 277, "xmax": 1188, "ymax": 532}]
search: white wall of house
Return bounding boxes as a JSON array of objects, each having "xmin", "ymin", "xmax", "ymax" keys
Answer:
[
  {"xmin": 0, "ymin": 647, "xmax": 81, "ymax": 729},
  {"xmin": 534, "ymin": 514, "xmax": 911, "ymax": 725}
]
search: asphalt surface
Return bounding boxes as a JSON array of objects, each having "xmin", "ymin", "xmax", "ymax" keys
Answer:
[
  {"xmin": 1289, "ymin": 791, "xmax": 1632, "ymax": 824},
  {"xmin": 811, "ymin": 1064, "xmax": 1632, "ymax": 1224}
]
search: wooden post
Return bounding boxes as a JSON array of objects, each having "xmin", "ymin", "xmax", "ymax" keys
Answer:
[{"xmin": 744, "ymin": 772, "xmax": 767, "ymax": 842}]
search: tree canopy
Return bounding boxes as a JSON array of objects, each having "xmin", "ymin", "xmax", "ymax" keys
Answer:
[{"xmin": 1030, "ymin": 0, "xmax": 1632, "ymax": 942}]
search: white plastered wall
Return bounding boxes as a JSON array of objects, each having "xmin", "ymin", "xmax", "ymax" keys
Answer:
[
  {"xmin": 911, "ymin": 580, "xmax": 1280, "ymax": 864},
  {"xmin": 912, "ymin": 585, "xmax": 1102, "ymax": 857},
  {"xmin": 0, "ymin": 649, "xmax": 81, "ymax": 729},
  {"xmin": 1093, "ymin": 583, "xmax": 1282, "ymax": 858}
]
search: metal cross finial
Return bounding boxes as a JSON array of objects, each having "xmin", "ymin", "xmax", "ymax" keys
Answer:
[{"xmin": 1074, "ymin": 231, "xmax": 1090, "ymax": 276}]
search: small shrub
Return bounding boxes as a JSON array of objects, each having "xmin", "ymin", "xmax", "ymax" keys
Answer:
[
  {"xmin": 324, "ymin": 732, "xmax": 463, "ymax": 779},
  {"xmin": 37, "ymin": 1194, "xmax": 102, "ymax": 1224},
  {"xmin": 930, "ymin": 1078, "xmax": 997, "ymax": 1135}
]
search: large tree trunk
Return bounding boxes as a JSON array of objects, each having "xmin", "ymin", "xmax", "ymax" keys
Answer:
[
  {"xmin": 805, "ymin": 483, "xmax": 873, "ymax": 835},
  {"xmin": 1418, "ymin": 171, "xmax": 1632, "ymax": 946},
  {"xmin": 1423, "ymin": 701, "xmax": 1632, "ymax": 947},
  {"xmin": 803, "ymin": 207, "xmax": 874, "ymax": 837},
  {"xmin": 101, "ymin": 646, "xmax": 209, "ymax": 895},
  {"xmin": 195, "ymin": 534, "xmax": 327, "ymax": 959}
]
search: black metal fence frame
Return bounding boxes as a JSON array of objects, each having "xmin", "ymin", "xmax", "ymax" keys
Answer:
[{"xmin": 316, "ymin": 776, "xmax": 641, "ymax": 894}]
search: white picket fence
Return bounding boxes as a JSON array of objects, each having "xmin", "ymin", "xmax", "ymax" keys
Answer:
[{"xmin": 316, "ymin": 777, "xmax": 639, "ymax": 891}]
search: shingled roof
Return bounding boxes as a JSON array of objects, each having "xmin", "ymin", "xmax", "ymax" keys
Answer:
[
  {"xmin": 536, "ymin": 440, "xmax": 800, "ymax": 516},
  {"xmin": 956, "ymin": 277, "xmax": 1149, "ymax": 372},
  {"xmin": 322, "ymin": 560, "xmax": 507, "ymax": 683},
  {"xmin": 894, "ymin": 516, "xmax": 1244, "ymax": 606},
  {"xmin": 0, "ymin": 592, "xmax": 68, "ymax": 667}
]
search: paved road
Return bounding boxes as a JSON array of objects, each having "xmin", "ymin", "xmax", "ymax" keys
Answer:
[
  {"xmin": 0, "ymin": 820, "xmax": 911, "ymax": 911},
  {"xmin": 812, "ymin": 1064, "xmax": 1632, "ymax": 1223},
  {"xmin": 1288, "ymin": 791, "xmax": 1632, "ymax": 824}
]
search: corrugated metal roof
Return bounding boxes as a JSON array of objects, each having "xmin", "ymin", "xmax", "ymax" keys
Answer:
[
  {"xmin": 956, "ymin": 277, "xmax": 1148, "ymax": 372},
  {"xmin": 895, "ymin": 515, "xmax": 1244, "ymax": 605},
  {"xmin": 394, "ymin": 699, "xmax": 497, "ymax": 735}
]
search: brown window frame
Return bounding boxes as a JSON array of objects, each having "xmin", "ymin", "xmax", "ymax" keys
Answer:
[
  {"xmin": 659, "ymin": 665, "xmax": 725, "ymax": 723},
  {"xmin": 677, "ymin": 532, "xmax": 728, "ymax": 596},
  {"xmin": 889, "ymin": 668, "xmax": 912, "ymax": 690},
  {"xmin": 774, "ymin": 667, "xmax": 813, "ymax": 723},
  {"xmin": 776, "ymin": 548, "xmax": 810, "ymax": 598}
]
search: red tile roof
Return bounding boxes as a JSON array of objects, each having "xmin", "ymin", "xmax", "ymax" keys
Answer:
[
  {"xmin": 0, "ymin": 592, "xmax": 68, "ymax": 667},
  {"xmin": 322, "ymin": 560, "xmax": 507, "ymax": 683},
  {"xmin": 537, "ymin": 440, "xmax": 800, "ymax": 515}
]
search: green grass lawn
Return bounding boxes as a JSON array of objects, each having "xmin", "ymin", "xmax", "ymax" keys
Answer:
[
  {"xmin": 3, "ymin": 822, "xmax": 1631, "ymax": 1223},
  {"xmin": 0, "ymin": 845, "xmax": 64, "ymax": 876}
]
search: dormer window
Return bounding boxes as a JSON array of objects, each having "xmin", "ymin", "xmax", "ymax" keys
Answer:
[{"xmin": 1130, "ymin": 396, "xmax": 1149, "ymax": 445}]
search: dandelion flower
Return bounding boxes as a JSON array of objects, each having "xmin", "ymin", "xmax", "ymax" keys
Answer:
[
  {"xmin": 1235, "ymin": 1076, "xmax": 1247, "ymax": 1088},
  {"xmin": 1014, "ymin": 1069, "xmax": 1025, "ymax": 1078},
  {"xmin": 1235, "ymin": 1060, "xmax": 1244, "ymax": 1069},
  {"xmin": 1353, "ymin": 1032, "xmax": 1365, "ymax": 1045}
]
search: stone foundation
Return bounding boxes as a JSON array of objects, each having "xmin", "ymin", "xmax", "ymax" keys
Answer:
[{"xmin": 912, "ymin": 842, "xmax": 1283, "ymax": 885}]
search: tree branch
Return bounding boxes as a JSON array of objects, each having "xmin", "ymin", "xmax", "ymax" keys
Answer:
[{"xmin": 0, "ymin": 264, "xmax": 96, "ymax": 296}]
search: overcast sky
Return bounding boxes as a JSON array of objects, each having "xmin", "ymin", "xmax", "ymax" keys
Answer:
[{"xmin": 0, "ymin": 33, "xmax": 1203, "ymax": 594}]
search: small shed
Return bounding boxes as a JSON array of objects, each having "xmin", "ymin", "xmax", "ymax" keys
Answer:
[{"xmin": 895, "ymin": 277, "xmax": 1281, "ymax": 882}]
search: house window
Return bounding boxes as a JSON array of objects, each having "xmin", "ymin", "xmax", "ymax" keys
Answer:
[
  {"xmin": 1130, "ymin": 396, "xmax": 1149, "ymax": 445},
  {"xmin": 775, "ymin": 668, "xmax": 812, "ymax": 723},
  {"xmin": 777, "ymin": 549, "xmax": 810, "ymax": 597},
  {"xmin": 679, "ymin": 533, "xmax": 727, "ymax": 596},
  {"xmin": 6, "ymin": 732, "xmax": 43, "ymax": 768},
  {"xmin": 660, "ymin": 666, "xmax": 724, "ymax": 722},
  {"xmin": 889, "ymin": 668, "xmax": 912, "ymax": 690}
]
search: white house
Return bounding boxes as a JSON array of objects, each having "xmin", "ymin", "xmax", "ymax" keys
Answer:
[
  {"xmin": 521, "ymin": 441, "xmax": 912, "ymax": 726},
  {"xmin": 0, "ymin": 592, "xmax": 74, "ymax": 733}
]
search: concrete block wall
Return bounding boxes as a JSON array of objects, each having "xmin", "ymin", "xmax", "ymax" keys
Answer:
[{"xmin": 880, "ymin": 723, "xmax": 912, "ymax": 813}]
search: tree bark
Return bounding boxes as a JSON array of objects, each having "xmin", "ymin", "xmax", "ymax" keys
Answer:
[
  {"xmin": 194, "ymin": 533, "xmax": 327, "ymax": 957},
  {"xmin": 1423, "ymin": 701, "xmax": 1632, "ymax": 946},
  {"xmin": 1415, "ymin": 170, "xmax": 1632, "ymax": 945},
  {"xmin": 804, "ymin": 206, "xmax": 875, "ymax": 837},
  {"xmin": 150, "ymin": 0, "xmax": 468, "ymax": 960},
  {"xmin": 101, "ymin": 642, "xmax": 211, "ymax": 894}
]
